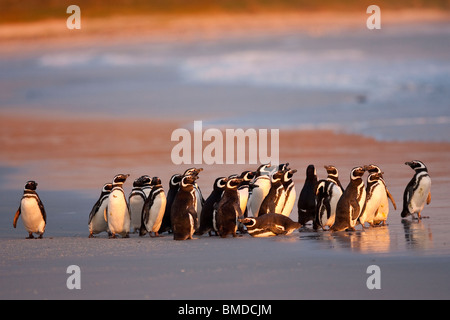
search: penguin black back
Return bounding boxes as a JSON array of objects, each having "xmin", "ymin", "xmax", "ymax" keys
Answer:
[
  {"xmin": 196, "ymin": 177, "xmax": 227, "ymax": 236},
  {"xmin": 298, "ymin": 164, "xmax": 318, "ymax": 225},
  {"xmin": 159, "ymin": 174, "xmax": 182, "ymax": 234}
]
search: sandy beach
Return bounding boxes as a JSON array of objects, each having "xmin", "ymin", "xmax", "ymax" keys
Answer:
[{"xmin": 1, "ymin": 8, "xmax": 450, "ymax": 301}]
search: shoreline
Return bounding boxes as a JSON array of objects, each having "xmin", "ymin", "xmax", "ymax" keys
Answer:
[{"xmin": 1, "ymin": 9, "xmax": 450, "ymax": 57}]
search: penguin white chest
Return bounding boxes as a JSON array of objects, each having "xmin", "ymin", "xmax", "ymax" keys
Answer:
[
  {"xmin": 108, "ymin": 189, "xmax": 130, "ymax": 233},
  {"xmin": 410, "ymin": 175, "xmax": 431, "ymax": 213},
  {"xmin": 21, "ymin": 197, "xmax": 45, "ymax": 233}
]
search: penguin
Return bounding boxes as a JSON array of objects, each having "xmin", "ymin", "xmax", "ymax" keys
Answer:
[
  {"xmin": 196, "ymin": 177, "xmax": 228, "ymax": 236},
  {"xmin": 313, "ymin": 166, "xmax": 344, "ymax": 230},
  {"xmin": 129, "ymin": 175, "xmax": 152, "ymax": 234},
  {"xmin": 401, "ymin": 160, "xmax": 431, "ymax": 220},
  {"xmin": 280, "ymin": 168, "xmax": 297, "ymax": 217},
  {"xmin": 88, "ymin": 182, "xmax": 113, "ymax": 238},
  {"xmin": 140, "ymin": 177, "xmax": 167, "ymax": 237},
  {"xmin": 183, "ymin": 167, "xmax": 205, "ymax": 227},
  {"xmin": 171, "ymin": 175, "xmax": 198, "ymax": 240},
  {"xmin": 324, "ymin": 165, "xmax": 344, "ymax": 192},
  {"xmin": 330, "ymin": 166, "xmax": 366, "ymax": 232},
  {"xmin": 215, "ymin": 177, "xmax": 244, "ymax": 238},
  {"xmin": 259, "ymin": 169, "xmax": 286, "ymax": 216},
  {"xmin": 237, "ymin": 170, "xmax": 256, "ymax": 217},
  {"xmin": 158, "ymin": 173, "xmax": 182, "ymax": 234},
  {"xmin": 107, "ymin": 173, "xmax": 130, "ymax": 238},
  {"xmin": 13, "ymin": 180, "xmax": 47, "ymax": 239},
  {"xmin": 239, "ymin": 213, "xmax": 301, "ymax": 237},
  {"xmin": 362, "ymin": 164, "xmax": 397, "ymax": 226},
  {"xmin": 248, "ymin": 163, "xmax": 272, "ymax": 217},
  {"xmin": 297, "ymin": 164, "xmax": 318, "ymax": 225}
]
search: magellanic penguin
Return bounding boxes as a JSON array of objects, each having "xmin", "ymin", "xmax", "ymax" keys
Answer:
[
  {"xmin": 401, "ymin": 160, "xmax": 431, "ymax": 220},
  {"xmin": 129, "ymin": 175, "xmax": 152, "ymax": 234},
  {"xmin": 140, "ymin": 177, "xmax": 167, "ymax": 237},
  {"xmin": 196, "ymin": 177, "xmax": 228, "ymax": 236},
  {"xmin": 298, "ymin": 164, "xmax": 318, "ymax": 225},
  {"xmin": 248, "ymin": 163, "xmax": 272, "ymax": 217},
  {"xmin": 158, "ymin": 173, "xmax": 182, "ymax": 234},
  {"xmin": 324, "ymin": 165, "xmax": 344, "ymax": 192},
  {"xmin": 237, "ymin": 170, "xmax": 256, "ymax": 217},
  {"xmin": 13, "ymin": 180, "xmax": 47, "ymax": 239},
  {"xmin": 88, "ymin": 182, "xmax": 113, "ymax": 238},
  {"xmin": 171, "ymin": 175, "xmax": 199, "ymax": 240},
  {"xmin": 239, "ymin": 213, "xmax": 301, "ymax": 237},
  {"xmin": 215, "ymin": 177, "xmax": 244, "ymax": 238},
  {"xmin": 259, "ymin": 169, "xmax": 286, "ymax": 216},
  {"xmin": 280, "ymin": 168, "xmax": 297, "ymax": 217},
  {"xmin": 183, "ymin": 167, "xmax": 205, "ymax": 228},
  {"xmin": 107, "ymin": 173, "xmax": 131, "ymax": 238},
  {"xmin": 313, "ymin": 165, "xmax": 344, "ymax": 230},
  {"xmin": 361, "ymin": 164, "xmax": 397, "ymax": 226},
  {"xmin": 330, "ymin": 166, "xmax": 366, "ymax": 232}
]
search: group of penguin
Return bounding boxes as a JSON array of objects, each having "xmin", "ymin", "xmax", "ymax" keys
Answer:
[{"xmin": 12, "ymin": 160, "xmax": 431, "ymax": 240}]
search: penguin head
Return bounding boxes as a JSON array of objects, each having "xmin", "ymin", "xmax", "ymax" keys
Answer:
[
  {"xmin": 324, "ymin": 165, "xmax": 339, "ymax": 177},
  {"xmin": 102, "ymin": 183, "xmax": 113, "ymax": 193},
  {"xmin": 133, "ymin": 175, "xmax": 151, "ymax": 188},
  {"xmin": 170, "ymin": 174, "xmax": 182, "ymax": 187},
  {"xmin": 240, "ymin": 170, "xmax": 256, "ymax": 182},
  {"xmin": 367, "ymin": 172, "xmax": 383, "ymax": 183},
  {"xmin": 256, "ymin": 163, "xmax": 272, "ymax": 176},
  {"xmin": 183, "ymin": 167, "xmax": 203, "ymax": 177},
  {"xmin": 278, "ymin": 163, "xmax": 290, "ymax": 171},
  {"xmin": 239, "ymin": 217, "xmax": 257, "ymax": 228},
  {"xmin": 180, "ymin": 174, "xmax": 198, "ymax": 188},
  {"xmin": 405, "ymin": 160, "xmax": 428, "ymax": 172},
  {"xmin": 24, "ymin": 180, "xmax": 38, "ymax": 191},
  {"xmin": 226, "ymin": 177, "xmax": 243, "ymax": 189},
  {"xmin": 112, "ymin": 174, "xmax": 130, "ymax": 185},
  {"xmin": 151, "ymin": 176, "xmax": 162, "ymax": 186},
  {"xmin": 284, "ymin": 169, "xmax": 297, "ymax": 181},
  {"xmin": 364, "ymin": 164, "xmax": 382, "ymax": 174},
  {"xmin": 271, "ymin": 170, "xmax": 285, "ymax": 183},
  {"xmin": 350, "ymin": 166, "xmax": 366, "ymax": 180},
  {"xmin": 213, "ymin": 177, "xmax": 228, "ymax": 191},
  {"xmin": 306, "ymin": 164, "xmax": 317, "ymax": 180},
  {"xmin": 315, "ymin": 180, "xmax": 327, "ymax": 196}
]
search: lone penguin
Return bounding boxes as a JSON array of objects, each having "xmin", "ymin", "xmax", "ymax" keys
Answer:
[
  {"xmin": 298, "ymin": 164, "xmax": 318, "ymax": 225},
  {"xmin": 239, "ymin": 213, "xmax": 301, "ymax": 237},
  {"xmin": 107, "ymin": 174, "xmax": 131, "ymax": 238},
  {"xmin": 401, "ymin": 160, "xmax": 431, "ymax": 220},
  {"xmin": 88, "ymin": 182, "xmax": 113, "ymax": 238},
  {"xmin": 331, "ymin": 166, "xmax": 366, "ymax": 231},
  {"xmin": 13, "ymin": 180, "xmax": 47, "ymax": 239}
]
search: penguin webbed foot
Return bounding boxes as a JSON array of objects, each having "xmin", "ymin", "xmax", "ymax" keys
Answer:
[{"xmin": 26, "ymin": 233, "xmax": 34, "ymax": 239}]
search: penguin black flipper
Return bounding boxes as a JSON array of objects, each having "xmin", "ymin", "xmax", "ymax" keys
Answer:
[
  {"xmin": 401, "ymin": 178, "xmax": 415, "ymax": 218},
  {"xmin": 140, "ymin": 193, "xmax": 155, "ymax": 235},
  {"xmin": 88, "ymin": 198, "xmax": 103, "ymax": 225},
  {"xmin": 36, "ymin": 194, "xmax": 47, "ymax": 223},
  {"xmin": 13, "ymin": 206, "xmax": 21, "ymax": 228}
]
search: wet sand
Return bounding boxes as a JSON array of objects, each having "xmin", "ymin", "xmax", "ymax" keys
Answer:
[{"xmin": 1, "ymin": 114, "xmax": 450, "ymax": 299}]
